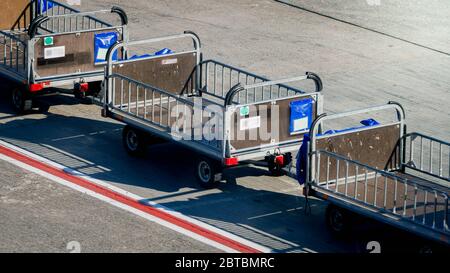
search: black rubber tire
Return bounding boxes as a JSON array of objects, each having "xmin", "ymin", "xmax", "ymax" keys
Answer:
[
  {"xmin": 195, "ymin": 157, "xmax": 222, "ymax": 188},
  {"xmin": 325, "ymin": 205, "xmax": 352, "ymax": 237},
  {"xmin": 122, "ymin": 125, "xmax": 147, "ymax": 157},
  {"xmin": 11, "ymin": 86, "xmax": 32, "ymax": 114}
]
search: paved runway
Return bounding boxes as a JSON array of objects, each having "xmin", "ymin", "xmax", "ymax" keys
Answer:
[{"xmin": 0, "ymin": 0, "xmax": 449, "ymax": 252}]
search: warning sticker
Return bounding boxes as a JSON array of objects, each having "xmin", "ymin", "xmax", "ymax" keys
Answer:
[
  {"xmin": 240, "ymin": 116, "xmax": 261, "ymax": 131},
  {"xmin": 44, "ymin": 46, "xmax": 65, "ymax": 59}
]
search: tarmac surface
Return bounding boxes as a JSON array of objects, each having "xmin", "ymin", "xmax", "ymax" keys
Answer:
[{"xmin": 0, "ymin": 0, "xmax": 449, "ymax": 253}]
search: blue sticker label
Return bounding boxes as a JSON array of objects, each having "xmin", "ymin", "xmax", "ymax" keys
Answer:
[
  {"xmin": 94, "ymin": 32, "xmax": 118, "ymax": 63},
  {"xmin": 289, "ymin": 98, "xmax": 314, "ymax": 134}
]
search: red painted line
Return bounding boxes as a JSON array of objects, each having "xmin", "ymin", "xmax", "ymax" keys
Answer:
[{"xmin": 0, "ymin": 145, "xmax": 261, "ymax": 253}]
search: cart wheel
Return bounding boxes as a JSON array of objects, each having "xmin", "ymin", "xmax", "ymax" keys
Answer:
[
  {"xmin": 122, "ymin": 125, "xmax": 147, "ymax": 157},
  {"xmin": 11, "ymin": 86, "xmax": 32, "ymax": 114},
  {"xmin": 326, "ymin": 205, "xmax": 351, "ymax": 237},
  {"xmin": 195, "ymin": 157, "xmax": 222, "ymax": 188}
]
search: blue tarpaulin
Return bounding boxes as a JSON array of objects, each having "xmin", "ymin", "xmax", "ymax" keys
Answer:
[
  {"xmin": 128, "ymin": 48, "xmax": 174, "ymax": 60},
  {"xmin": 94, "ymin": 32, "xmax": 118, "ymax": 63},
  {"xmin": 39, "ymin": 0, "xmax": 55, "ymax": 13}
]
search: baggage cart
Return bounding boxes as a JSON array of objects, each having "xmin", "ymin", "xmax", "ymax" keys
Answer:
[
  {"xmin": 0, "ymin": 0, "xmax": 128, "ymax": 112},
  {"xmin": 298, "ymin": 102, "xmax": 449, "ymax": 249},
  {"xmin": 102, "ymin": 32, "xmax": 324, "ymax": 187}
]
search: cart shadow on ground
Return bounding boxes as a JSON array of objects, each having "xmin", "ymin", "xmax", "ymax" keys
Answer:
[{"xmin": 0, "ymin": 90, "xmax": 441, "ymax": 253}]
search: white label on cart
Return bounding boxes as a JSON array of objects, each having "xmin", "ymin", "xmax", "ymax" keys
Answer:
[
  {"xmin": 44, "ymin": 46, "xmax": 65, "ymax": 59},
  {"xmin": 293, "ymin": 117, "xmax": 309, "ymax": 132},
  {"xmin": 240, "ymin": 116, "xmax": 261, "ymax": 131},
  {"xmin": 162, "ymin": 58, "xmax": 178, "ymax": 65},
  {"xmin": 96, "ymin": 47, "xmax": 110, "ymax": 61}
]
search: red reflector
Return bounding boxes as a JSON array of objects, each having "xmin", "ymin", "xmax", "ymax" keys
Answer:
[
  {"xmin": 224, "ymin": 157, "xmax": 238, "ymax": 166},
  {"xmin": 29, "ymin": 83, "xmax": 44, "ymax": 92},
  {"xmin": 275, "ymin": 155, "xmax": 284, "ymax": 166},
  {"xmin": 80, "ymin": 83, "xmax": 89, "ymax": 93}
]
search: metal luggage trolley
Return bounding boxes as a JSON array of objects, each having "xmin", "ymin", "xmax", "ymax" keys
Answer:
[
  {"xmin": 299, "ymin": 102, "xmax": 449, "ymax": 249},
  {"xmin": 0, "ymin": 0, "xmax": 128, "ymax": 113},
  {"xmin": 103, "ymin": 32, "xmax": 324, "ymax": 187}
]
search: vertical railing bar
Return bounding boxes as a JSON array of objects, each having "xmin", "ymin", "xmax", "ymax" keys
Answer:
[
  {"xmin": 127, "ymin": 82, "xmax": 131, "ymax": 113},
  {"xmin": 413, "ymin": 186, "xmax": 418, "ymax": 221},
  {"xmin": 354, "ymin": 165, "xmax": 359, "ymax": 200},
  {"xmin": 316, "ymin": 152, "xmax": 321, "ymax": 185},
  {"xmin": 432, "ymin": 191, "xmax": 437, "ymax": 229},
  {"xmin": 344, "ymin": 161, "xmax": 349, "ymax": 196},
  {"xmin": 403, "ymin": 180, "xmax": 408, "ymax": 217},
  {"xmin": 136, "ymin": 85, "xmax": 139, "ymax": 117},
  {"xmin": 383, "ymin": 176, "xmax": 388, "ymax": 210},
  {"xmin": 393, "ymin": 178, "xmax": 398, "ymax": 214},
  {"xmin": 364, "ymin": 169, "xmax": 368, "ymax": 203},
  {"xmin": 439, "ymin": 143, "xmax": 443, "ymax": 177},
  {"xmin": 335, "ymin": 159, "xmax": 340, "ymax": 193},
  {"xmin": 144, "ymin": 88, "xmax": 147, "ymax": 120},
  {"xmin": 152, "ymin": 90, "xmax": 155, "ymax": 122},
  {"xmin": 373, "ymin": 172, "xmax": 378, "ymax": 206},
  {"xmin": 429, "ymin": 140, "xmax": 433, "ymax": 174},
  {"xmin": 444, "ymin": 194, "xmax": 449, "ymax": 231},
  {"xmin": 423, "ymin": 191, "xmax": 428, "ymax": 225},
  {"xmin": 160, "ymin": 94, "xmax": 163, "ymax": 126},
  {"xmin": 420, "ymin": 136, "xmax": 424, "ymax": 170},
  {"xmin": 325, "ymin": 156, "xmax": 330, "ymax": 189},
  {"xmin": 213, "ymin": 63, "xmax": 216, "ymax": 97}
]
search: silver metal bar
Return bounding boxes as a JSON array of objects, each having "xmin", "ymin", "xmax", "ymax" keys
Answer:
[
  {"xmin": 383, "ymin": 176, "xmax": 388, "ymax": 209},
  {"xmin": 335, "ymin": 159, "xmax": 340, "ymax": 193},
  {"xmin": 373, "ymin": 172, "xmax": 378, "ymax": 206},
  {"xmin": 403, "ymin": 181, "xmax": 408, "ymax": 217},
  {"xmin": 355, "ymin": 165, "xmax": 359, "ymax": 200},
  {"xmin": 243, "ymin": 75, "xmax": 308, "ymax": 90},
  {"xmin": 345, "ymin": 161, "xmax": 349, "ymax": 196},
  {"xmin": 393, "ymin": 178, "xmax": 398, "ymax": 214},
  {"xmin": 429, "ymin": 140, "xmax": 433, "ymax": 173},
  {"xmin": 433, "ymin": 191, "xmax": 437, "ymax": 229},
  {"xmin": 413, "ymin": 186, "xmax": 418, "ymax": 221},
  {"xmin": 423, "ymin": 191, "xmax": 428, "ymax": 225},
  {"xmin": 364, "ymin": 169, "xmax": 368, "ymax": 203},
  {"xmin": 326, "ymin": 156, "xmax": 330, "ymax": 189}
]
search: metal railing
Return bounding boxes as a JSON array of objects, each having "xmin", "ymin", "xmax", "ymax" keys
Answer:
[
  {"xmin": 37, "ymin": 10, "xmax": 113, "ymax": 35},
  {"xmin": 198, "ymin": 60, "xmax": 322, "ymax": 105},
  {"xmin": 224, "ymin": 73, "xmax": 322, "ymax": 106},
  {"xmin": 109, "ymin": 73, "xmax": 222, "ymax": 151},
  {"xmin": 313, "ymin": 150, "xmax": 449, "ymax": 233},
  {"xmin": 403, "ymin": 132, "xmax": 450, "ymax": 182},
  {"xmin": 0, "ymin": 31, "xmax": 27, "ymax": 74}
]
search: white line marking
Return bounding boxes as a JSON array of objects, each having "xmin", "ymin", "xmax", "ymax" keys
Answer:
[{"xmin": 0, "ymin": 140, "xmax": 272, "ymax": 253}]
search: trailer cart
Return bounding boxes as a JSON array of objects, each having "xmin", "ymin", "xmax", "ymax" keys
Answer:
[
  {"xmin": 102, "ymin": 32, "xmax": 324, "ymax": 187},
  {"xmin": 0, "ymin": 0, "xmax": 128, "ymax": 113},
  {"xmin": 298, "ymin": 102, "xmax": 449, "ymax": 249}
]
